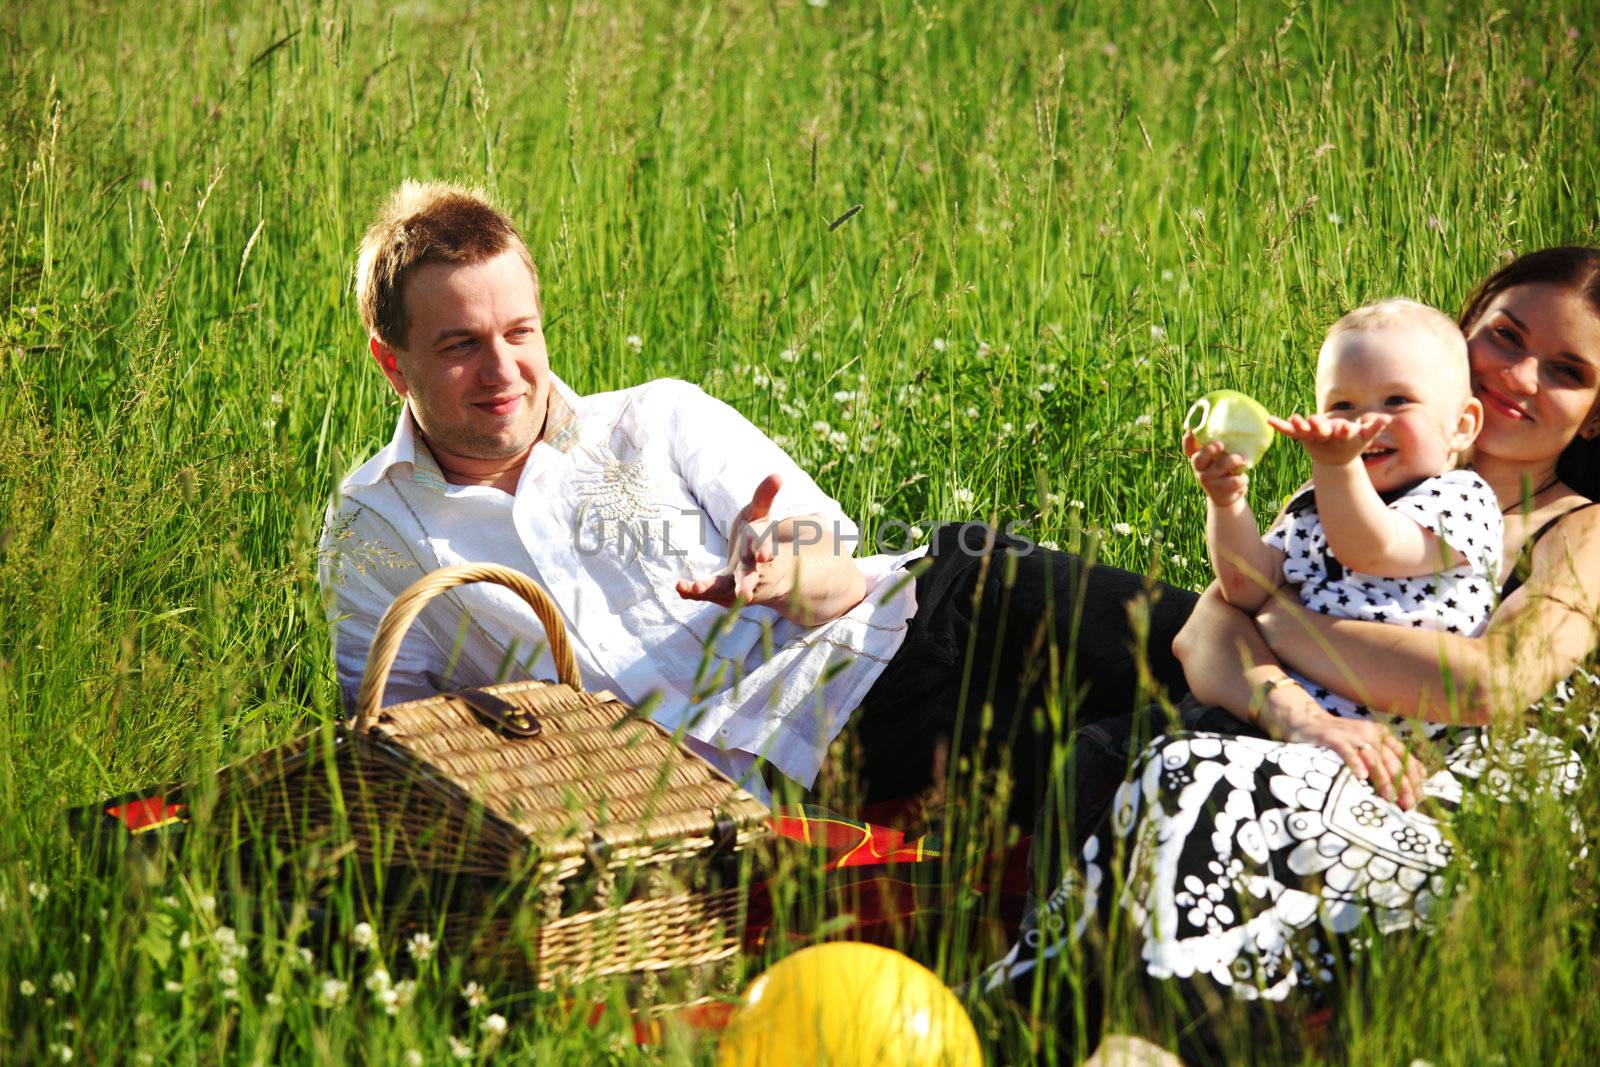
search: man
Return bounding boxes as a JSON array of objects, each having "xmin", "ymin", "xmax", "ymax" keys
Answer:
[{"xmin": 322, "ymin": 180, "xmax": 926, "ymax": 798}]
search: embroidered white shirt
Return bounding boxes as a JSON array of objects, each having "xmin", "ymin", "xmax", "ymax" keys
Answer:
[
  {"xmin": 320, "ymin": 374, "xmax": 925, "ymax": 795},
  {"xmin": 1263, "ymin": 468, "xmax": 1502, "ymax": 732}
]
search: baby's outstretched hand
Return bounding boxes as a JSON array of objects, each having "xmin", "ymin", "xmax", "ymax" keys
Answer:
[
  {"xmin": 1268, "ymin": 412, "xmax": 1392, "ymax": 467},
  {"xmin": 1184, "ymin": 430, "xmax": 1251, "ymax": 508}
]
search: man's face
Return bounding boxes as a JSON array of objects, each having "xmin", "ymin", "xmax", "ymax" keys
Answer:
[{"xmin": 370, "ymin": 250, "xmax": 551, "ymax": 467}]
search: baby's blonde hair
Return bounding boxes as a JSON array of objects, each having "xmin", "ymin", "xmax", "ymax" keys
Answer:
[{"xmin": 1316, "ymin": 297, "xmax": 1470, "ymax": 402}]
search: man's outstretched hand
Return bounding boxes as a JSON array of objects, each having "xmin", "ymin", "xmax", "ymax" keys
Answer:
[{"xmin": 675, "ymin": 473, "xmax": 791, "ymax": 610}]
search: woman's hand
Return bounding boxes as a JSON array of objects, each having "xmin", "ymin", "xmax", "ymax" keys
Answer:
[{"xmin": 1263, "ymin": 685, "xmax": 1427, "ymax": 810}]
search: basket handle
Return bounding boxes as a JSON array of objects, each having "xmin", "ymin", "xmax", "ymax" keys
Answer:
[{"xmin": 353, "ymin": 562, "xmax": 583, "ymax": 733}]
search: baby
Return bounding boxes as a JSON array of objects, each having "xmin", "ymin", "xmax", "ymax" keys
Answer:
[{"xmin": 1192, "ymin": 298, "xmax": 1501, "ymax": 736}]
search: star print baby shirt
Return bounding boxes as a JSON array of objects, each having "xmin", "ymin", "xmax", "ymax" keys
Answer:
[
  {"xmin": 1263, "ymin": 468, "xmax": 1502, "ymax": 732},
  {"xmin": 321, "ymin": 374, "xmax": 926, "ymax": 800}
]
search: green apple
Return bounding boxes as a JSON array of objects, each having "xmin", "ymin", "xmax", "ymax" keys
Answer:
[{"xmin": 1183, "ymin": 389, "xmax": 1275, "ymax": 467}]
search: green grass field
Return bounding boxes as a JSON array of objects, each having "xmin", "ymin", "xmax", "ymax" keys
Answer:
[{"xmin": 4, "ymin": 0, "xmax": 1600, "ymax": 1062}]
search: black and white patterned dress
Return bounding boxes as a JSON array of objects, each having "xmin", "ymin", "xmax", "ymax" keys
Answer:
[
  {"xmin": 982, "ymin": 700, "xmax": 1591, "ymax": 1003},
  {"xmin": 1265, "ymin": 470, "xmax": 1502, "ymax": 741}
]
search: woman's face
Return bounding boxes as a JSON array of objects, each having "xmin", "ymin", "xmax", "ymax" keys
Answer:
[{"xmin": 1466, "ymin": 282, "xmax": 1600, "ymax": 468}]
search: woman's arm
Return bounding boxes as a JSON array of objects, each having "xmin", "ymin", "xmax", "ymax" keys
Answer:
[
  {"xmin": 1257, "ymin": 506, "xmax": 1600, "ymax": 726},
  {"xmin": 1174, "ymin": 582, "xmax": 1424, "ymax": 807}
]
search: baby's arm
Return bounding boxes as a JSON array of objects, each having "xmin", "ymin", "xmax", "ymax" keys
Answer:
[
  {"xmin": 1272, "ymin": 413, "xmax": 1466, "ymax": 578},
  {"xmin": 1190, "ymin": 439, "xmax": 1287, "ymax": 612}
]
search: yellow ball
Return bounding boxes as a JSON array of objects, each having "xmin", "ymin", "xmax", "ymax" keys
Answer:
[{"xmin": 716, "ymin": 942, "xmax": 982, "ymax": 1067}]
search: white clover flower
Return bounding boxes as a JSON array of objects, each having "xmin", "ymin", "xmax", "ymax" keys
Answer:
[
  {"xmin": 49, "ymin": 1044, "xmax": 72, "ymax": 1063},
  {"xmin": 1036, "ymin": 382, "xmax": 1056, "ymax": 394},
  {"xmin": 867, "ymin": 501, "xmax": 885, "ymax": 517},
  {"xmin": 299, "ymin": 947, "xmax": 316, "ymax": 968},
  {"xmin": 964, "ymin": 406, "xmax": 979, "ymax": 420},
  {"xmin": 952, "ymin": 487, "xmax": 975, "ymax": 508},
  {"xmin": 1161, "ymin": 269, "xmax": 1175, "ymax": 282},
  {"xmin": 393, "ymin": 980, "xmax": 417, "ymax": 1012},
  {"xmin": 461, "ymin": 980, "xmax": 488, "ymax": 1008},
  {"xmin": 219, "ymin": 966, "xmax": 238, "ymax": 987},
  {"xmin": 1000, "ymin": 421, "xmax": 1014, "ymax": 435},
  {"xmin": 19, "ymin": 979, "xmax": 36, "ymax": 997},
  {"xmin": 376, "ymin": 986, "xmax": 399, "ymax": 1013},
  {"xmin": 811, "ymin": 419, "xmax": 832, "ymax": 436},
  {"xmin": 976, "ymin": 341, "xmax": 990, "ymax": 358},
  {"xmin": 265, "ymin": 991, "xmax": 283, "ymax": 1007},
  {"xmin": 404, "ymin": 1052, "xmax": 424, "ymax": 1067},
  {"xmin": 1039, "ymin": 540, "xmax": 1060, "ymax": 551},
  {"xmin": 827, "ymin": 430, "xmax": 849, "ymax": 448},
  {"xmin": 1070, "ymin": 499, "xmax": 1086, "ymax": 510},
  {"xmin": 908, "ymin": 526, "xmax": 925, "ymax": 542},
  {"xmin": 1149, "ymin": 325, "xmax": 1167, "ymax": 340},
  {"xmin": 1326, "ymin": 212, "xmax": 1342, "ymax": 225},
  {"xmin": 806, "ymin": 0, "xmax": 828, "ymax": 7},
  {"xmin": 778, "ymin": 401, "xmax": 801, "ymax": 418},
  {"xmin": 1112, "ymin": 522, "xmax": 1133, "ymax": 536},
  {"xmin": 178, "ymin": 932, "xmax": 191, "ymax": 951},
  {"xmin": 771, "ymin": 433, "xmax": 793, "ymax": 449},
  {"xmin": 778, "ymin": 347, "xmax": 799, "ymax": 363},
  {"xmin": 198, "ymin": 894, "xmax": 216, "ymax": 914},
  {"xmin": 625, "ymin": 334, "xmax": 644, "ymax": 353},
  {"xmin": 1133, "ymin": 414, "xmax": 1153, "ymax": 429},
  {"xmin": 320, "ymin": 978, "xmax": 349, "ymax": 1008},
  {"xmin": 407, "ymin": 931, "xmax": 436, "ymax": 963},
  {"xmin": 481, "ymin": 1013, "xmax": 508, "ymax": 1036},
  {"xmin": 164, "ymin": 980, "xmax": 183, "ymax": 994},
  {"xmin": 161, "ymin": 896, "xmax": 179, "ymax": 909},
  {"xmin": 931, "ymin": 337, "xmax": 946, "ymax": 352},
  {"xmin": 28, "ymin": 881, "xmax": 48, "ymax": 903},
  {"xmin": 50, "ymin": 971, "xmax": 75, "ymax": 994},
  {"xmin": 832, "ymin": 389, "xmax": 856, "ymax": 404},
  {"xmin": 449, "ymin": 1036, "xmax": 473, "ymax": 1061},
  {"xmin": 1170, "ymin": 554, "xmax": 1189, "ymax": 566},
  {"xmin": 366, "ymin": 967, "xmax": 392, "ymax": 994},
  {"xmin": 350, "ymin": 922, "xmax": 374, "ymax": 949},
  {"xmin": 269, "ymin": 391, "xmax": 284, "ymax": 407}
]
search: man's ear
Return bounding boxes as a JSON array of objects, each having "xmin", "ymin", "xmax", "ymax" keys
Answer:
[
  {"xmin": 370, "ymin": 336, "xmax": 409, "ymax": 397},
  {"xmin": 1454, "ymin": 397, "xmax": 1485, "ymax": 451}
]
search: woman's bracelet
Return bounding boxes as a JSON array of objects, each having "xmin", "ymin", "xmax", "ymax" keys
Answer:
[{"xmin": 1249, "ymin": 674, "xmax": 1300, "ymax": 727}]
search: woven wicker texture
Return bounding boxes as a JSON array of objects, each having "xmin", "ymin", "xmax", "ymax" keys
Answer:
[{"xmin": 215, "ymin": 562, "xmax": 770, "ymax": 989}]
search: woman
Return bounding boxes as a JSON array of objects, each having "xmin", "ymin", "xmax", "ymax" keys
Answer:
[{"xmin": 982, "ymin": 247, "xmax": 1600, "ymax": 1059}]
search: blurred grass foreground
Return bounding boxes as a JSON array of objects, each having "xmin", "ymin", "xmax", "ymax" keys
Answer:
[{"xmin": 2, "ymin": 0, "xmax": 1599, "ymax": 1062}]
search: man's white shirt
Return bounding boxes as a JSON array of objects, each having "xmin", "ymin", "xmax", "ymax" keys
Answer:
[{"xmin": 321, "ymin": 374, "xmax": 925, "ymax": 798}]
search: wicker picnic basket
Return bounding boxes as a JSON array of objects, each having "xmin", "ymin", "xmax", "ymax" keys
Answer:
[{"xmin": 214, "ymin": 562, "xmax": 770, "ymax": 991}]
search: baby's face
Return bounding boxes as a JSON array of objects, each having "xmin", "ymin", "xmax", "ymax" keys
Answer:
[{"xmin": 1316, "ymin": 323, "xmax": 1478, "ymax": 492}]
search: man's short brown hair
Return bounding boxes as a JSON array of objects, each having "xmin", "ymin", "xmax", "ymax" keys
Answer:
[{"xmin": 354, "ymin": 180, "xmax": 539, "ymax": 349}]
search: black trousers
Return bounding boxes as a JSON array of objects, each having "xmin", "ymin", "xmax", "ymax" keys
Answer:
[{"xmin": 853, "ymin": 522, "xmax": 1199, "ymax": 824}]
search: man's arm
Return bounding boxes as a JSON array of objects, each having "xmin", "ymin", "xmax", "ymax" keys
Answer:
[{"xmin": 676, "ymin": 475, "xmax": 868, "ymax": 626}]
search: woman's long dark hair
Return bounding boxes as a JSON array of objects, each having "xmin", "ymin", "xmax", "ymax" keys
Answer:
[{"xmin": 1458, "ymin": 246, "xmax": 1600, "ymax": 500}]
